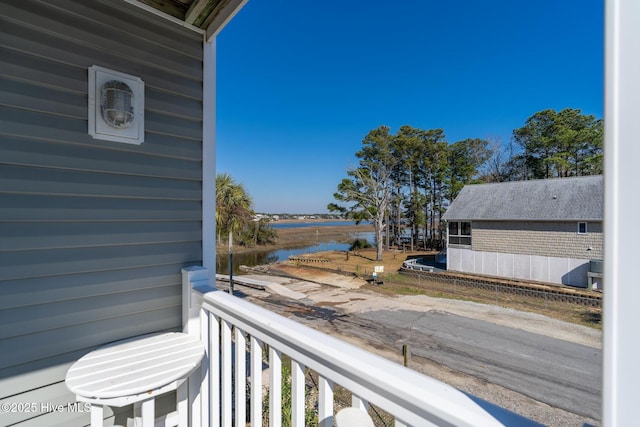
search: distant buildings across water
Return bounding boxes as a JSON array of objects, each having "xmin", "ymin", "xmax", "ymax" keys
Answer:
[{"xmin": 271, "ymin": 221, "xmax": 368, "ymax": 229}]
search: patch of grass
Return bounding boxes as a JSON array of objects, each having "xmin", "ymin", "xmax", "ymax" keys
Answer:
[
  {"xmin": 391, "ymin": 286, "xmax": 428, "ymax": 296},
  {"xmin": 368, "ymin": 272, "xmax": 602, "ymax": 329},
  {"xmin": 581, "ymin": 310, "xmax": 602, "ymax": 325}
]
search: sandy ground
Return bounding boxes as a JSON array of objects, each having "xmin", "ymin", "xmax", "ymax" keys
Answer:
[{"xmin": 246, "ymin": 265, "xmax": 602, "ymax": 349}]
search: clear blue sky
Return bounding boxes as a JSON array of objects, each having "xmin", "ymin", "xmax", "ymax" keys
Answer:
[{"xmin": 216, "ymin": 0, "xmax": 603, "ymax": 214}]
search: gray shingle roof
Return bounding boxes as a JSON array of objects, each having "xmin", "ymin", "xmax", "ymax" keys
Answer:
[{"xmin": 442, "ymin": 175, "xmax": 603, "ymax": 221}]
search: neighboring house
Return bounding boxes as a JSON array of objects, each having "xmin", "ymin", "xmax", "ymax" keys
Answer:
[
  {"xmin": 1, "ymin": 1, "xmax": 243, "ymax": 426},
  {"xmin": 442, "ymin": 176, "xmax": 603, "ymax": 288}
]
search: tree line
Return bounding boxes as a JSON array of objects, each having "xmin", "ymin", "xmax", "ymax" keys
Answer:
[{"xmin": 328, "ymin": 108, "xmax": 603, "ymax": 260}]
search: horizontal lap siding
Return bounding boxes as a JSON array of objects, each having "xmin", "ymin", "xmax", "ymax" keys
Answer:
[
  {"xmin": 472, "ymin": 221, "xmax": 604, "ymax": 260},
  {"xmin": 0, "ymin": 1, "xmax": 204, "ymax": 426}
]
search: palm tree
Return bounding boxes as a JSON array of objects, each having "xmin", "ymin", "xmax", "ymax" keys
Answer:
[{"xmin": 215, "ymin": 173, "xmax": 253, "ymax": 243}]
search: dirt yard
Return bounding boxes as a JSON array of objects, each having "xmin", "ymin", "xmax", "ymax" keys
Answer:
[
  {"xmin": 227, "ymin": 221, "xmax": 602, "ymax": 328},
  {"xmin": 261, "ymin": 248, "xmax": 602, "ymax": 329}
]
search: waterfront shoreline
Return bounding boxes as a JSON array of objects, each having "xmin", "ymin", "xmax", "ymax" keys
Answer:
[{"xmin": 217, "ymin": 221, "xmax": 374, "ymax": 254}]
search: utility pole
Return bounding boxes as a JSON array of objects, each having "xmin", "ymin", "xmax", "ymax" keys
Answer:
[{"xmin": 228, "ymin": 231, "xmax": 234, "ymax": 295}]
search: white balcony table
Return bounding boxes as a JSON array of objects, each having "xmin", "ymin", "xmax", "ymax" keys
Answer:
[{"xmin": 65, "ymin": 332, "xmax": 205, "ymax": 427}]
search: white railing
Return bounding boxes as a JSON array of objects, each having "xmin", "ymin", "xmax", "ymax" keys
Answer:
[
  {"xmin": 402, "ymin": 258, "xmax": 435, "ymax": 272},
  {"xmin": 182, "ymin": 266, "xmax": 514, "ymax": 427}
]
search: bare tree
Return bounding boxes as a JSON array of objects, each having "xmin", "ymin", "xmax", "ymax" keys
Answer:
[{"xmin": 329, "ymin": 127, "xmax": 395, "ymax": 261}]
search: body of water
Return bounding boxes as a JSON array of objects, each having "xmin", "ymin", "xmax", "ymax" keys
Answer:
[
  {"xmin": 216, "ymin": 221, "xmax": 374, "ymax": 274},
  {"xmin": 271, "ymin": 221, "xmax": 367, "ymax": 229}
]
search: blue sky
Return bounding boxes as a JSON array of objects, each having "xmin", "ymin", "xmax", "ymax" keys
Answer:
[{"xmin": 216, "ymin": 0, "xmax": 603, "ymax": 214}]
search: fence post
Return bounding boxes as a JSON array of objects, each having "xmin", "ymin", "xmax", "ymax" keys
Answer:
[{"xmin": 402, "ymin": 344, "xmax": 411, "ymax": 367}]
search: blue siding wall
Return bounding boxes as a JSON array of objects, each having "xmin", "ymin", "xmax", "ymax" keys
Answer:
[{"xmin": 0, "ymin": 1, "xmax": 204, "ymax": 425}]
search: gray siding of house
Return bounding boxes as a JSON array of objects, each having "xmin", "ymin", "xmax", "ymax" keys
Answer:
[
  {"xmin": 447, "ymin": 246, "xmax": 593, "ymax": 287},
  {"xmin": 1, "ymin": 1, "xmax": 203, "ymax": 426},
  {"xmin": 471, "ymin": 221, "xmax": 604, "ymax": 260},
  {"xmin": 447, "ymin": 221, "xmax": 603, "ymax": 287}
]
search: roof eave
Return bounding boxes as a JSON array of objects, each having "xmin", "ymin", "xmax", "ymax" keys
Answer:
[
  {"xmin": 123, "ymin": 0, "xmax": 248, "ymax": 41},
  {"xmin": 205, "ymin": 0, "xmax": 248, "ymax": 41}
]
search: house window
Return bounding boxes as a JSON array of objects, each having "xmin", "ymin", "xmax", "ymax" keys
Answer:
[
  {"xmin": 578, "ymin": 222, "xmax": 588, "ymax": 234},
  {"xmin": 449, "ymin": 221, "xmax": 471, "ymax": 245}
]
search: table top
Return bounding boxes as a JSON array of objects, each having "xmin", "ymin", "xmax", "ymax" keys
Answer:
[{"xmin": 65, "ymin": 332, "xmax": 205, "ymax": 399}]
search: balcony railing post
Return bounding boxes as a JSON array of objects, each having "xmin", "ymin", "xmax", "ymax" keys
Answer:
[
  {"xmin": 182, "ymin": 266, "xmax": 213, "ymax": 427},
  {"xmin": 182, "ymin": 266, "xmax": 209, "ymax": 337}
]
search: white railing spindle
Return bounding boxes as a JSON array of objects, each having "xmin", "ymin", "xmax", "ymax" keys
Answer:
[
  {"xmin": 291, "ymin": 360, "xmax": 305, "ymax": 426},
  {"xmin": 269, "ymin": 347, "xmax": 282, "ymax": 427},
  {"xmin": 141, "ymin": 398, "xmax": 154, "ymax": 427},
  {"xmin": 208, "ymin": 313, "xmax": 220, "ymax": 426},
  {"xmin": 188, "ymin": 370, "xmax": 201, "ymax": 427},
  {"xmin": 234, "ymin": 328, "xmax": 247, "ymax": 427},
  {"xmin": 352, "ymin": 394, "xmax": 369, "ymax": 412},
  {"xmin": 318, "ymin": 376, "xmax": 334, "ymax": 427},
  {"xmin": 250, "ymin": 336, "xmax": 263, "ymax": 426},
  {"xmin": 177, "ymin": 381, "xmax": 189, "ymax": 427},
  {"xmin": 221, "ymin": 319, "xmax": 232, "ymax": 426},
  {"xmin": 198, "ymin": 308, "xmax": 209, "ymax": 427}
]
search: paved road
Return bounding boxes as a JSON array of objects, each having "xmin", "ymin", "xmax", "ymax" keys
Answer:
[
  {"xmin": 357, "ymin": 309, "xmax": 601, "ymax": 421},
  {"xmin": 240, "ymin": 289, "xmax": 601, "ymax": 422}
]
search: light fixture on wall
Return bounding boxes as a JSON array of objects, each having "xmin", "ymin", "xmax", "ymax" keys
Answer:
[
  {"xmin": 88, "ymin": 65, "xmax": 144, "ymax": 144},
  {"xmin": 101, "ymin": 80, "xmax": 134, "ymax": 128}
]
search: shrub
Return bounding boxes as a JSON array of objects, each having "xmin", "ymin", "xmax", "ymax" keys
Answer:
[{"xmin": 349, "ymin": 238, "xmax": 372, "ymax": 251}]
